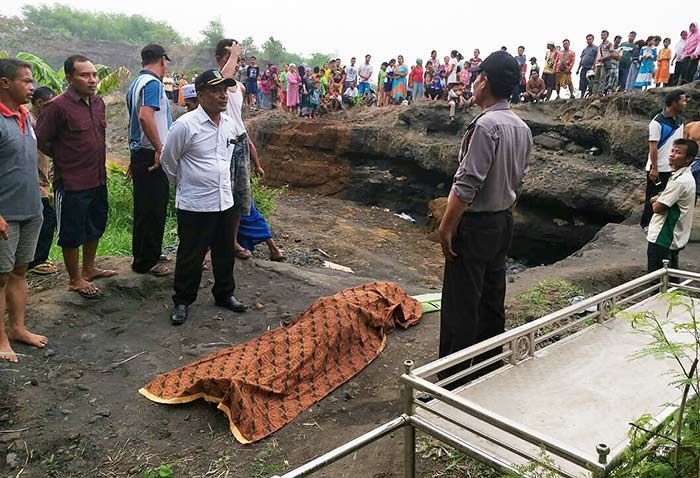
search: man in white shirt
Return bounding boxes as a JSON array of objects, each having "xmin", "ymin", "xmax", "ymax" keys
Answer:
[
  {"xmin": 641, "ymin": 91, "xmax": 688, "ymax": 231},
  {"xmin": 342, "ymin": 82, "xmax": 359, "ymax": 107},
  {"xmin": 344, "ymin": 57, "xmax": 358, "ymax": 91},
  {"xmin": 357, "ymin": 55, "xmax": 373, "ymax": 96},
  {"xmin": 647, "ymin": 138, "xmax": 698, "ymax": 272},
  {"xmin": 161, "ymin": 69, "xmax": 247, "ymax": 325}
]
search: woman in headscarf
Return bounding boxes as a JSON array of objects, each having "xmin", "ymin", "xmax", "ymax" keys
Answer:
[
  {"xmin": 409, "ymin": 59, "xmax": 424, "ymax": 102},
  {"xmin": 286, "ymin": 64, "xmax": 300, "ymax": 114},
  {"xmin": 391, "ymin": 55, "xmax": 409, "ymax": 104},
  {"xmin": 679, "ymin": 23, "xmax": 699, "ymax": 84}
]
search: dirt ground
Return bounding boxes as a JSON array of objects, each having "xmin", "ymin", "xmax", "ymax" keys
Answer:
[{"xmin": 3, "ymin": 190, "xmax": 700, "ymax": 478}]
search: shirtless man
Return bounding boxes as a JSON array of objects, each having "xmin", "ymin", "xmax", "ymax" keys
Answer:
[
  {"xmin": 0, "ymin": 59, "xmax": 49, "ymax": 361},
  {"xmin": 686, "ymin": 121, "xmax": 700, "ymax": 155}
]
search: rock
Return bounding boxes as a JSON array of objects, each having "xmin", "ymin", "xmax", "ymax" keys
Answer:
[
  {"xmin": 565, "ymin": 143, "xmax": 586, "ymax": 154},
  {"xmin": 76, "ymin": 384, "xmax": 91, "ymax": 392},
  {"xmin": 0, "ymin": 432, "xmax": 20, "ymax": 444},
  {"xmin": 0, "ymin": 414, "xmax": 9, "ymax": 422},
  {"xmin": 97, "ymin": 409, "xmax": 111, "ymax": 418},
  {"xmin": 87, "ymin": 416, "xmax": 99, "ymax": 424},
  {"xmin": 30, "ymin": 378, "xmax": 39, "ymax": 386},
  {"xmin": 690, "ymin": 208, "xmax": 700, "ymax": 243},
  {"xmin": 534, "ymin": 132, "xmax": 569, "ymax": 151},
  {"xmin": 44, "ymin": 349, "xmax": 56, "ymax": 358},
  {"xmin": 80, "ymin": 333, "xmax": 96, "ymax": 342},
  {"xmin": 5, "ymin": 452, "xmax": 19, "ymax": 469},
  {"xmin": 61, "ymin": 409, "xmax": 72, "ymax": 416}
]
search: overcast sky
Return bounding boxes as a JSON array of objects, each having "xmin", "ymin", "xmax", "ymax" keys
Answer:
[{"xmin": 5, "ymin": 0, "xmax": 695, "ymax": 71}]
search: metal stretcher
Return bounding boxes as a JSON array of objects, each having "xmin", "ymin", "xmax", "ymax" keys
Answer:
[{"xmin": 272, "ymin": 263, "xmax": 697, "ymax": 478}]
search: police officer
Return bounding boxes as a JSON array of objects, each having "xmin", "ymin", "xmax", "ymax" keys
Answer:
[{"xmin": 438, "ymin": 51, "xmax": 533, "ymax": 383}]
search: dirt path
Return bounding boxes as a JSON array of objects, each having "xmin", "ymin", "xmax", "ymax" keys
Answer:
[{"xmin": 3, "ymin": 192, "xmax": 699, "ymax": 478}]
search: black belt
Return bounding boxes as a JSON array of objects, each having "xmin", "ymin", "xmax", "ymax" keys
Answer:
[{"xmin": 463, "ymin": 209, "xmax": 512, "ymax": 217}]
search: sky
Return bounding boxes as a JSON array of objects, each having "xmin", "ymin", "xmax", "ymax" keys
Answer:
[{"xmin": 5, "ymin": 0, "xmax": 695, "ymax": 71}]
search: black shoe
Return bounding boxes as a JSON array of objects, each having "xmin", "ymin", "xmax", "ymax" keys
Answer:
[
  {"xmin": 170, "ymin": 304, "xmax": 188, "ymax": 325},
  {"xmin": 215, "ymin": 296, "xmax": 248, "ymax": 313}
]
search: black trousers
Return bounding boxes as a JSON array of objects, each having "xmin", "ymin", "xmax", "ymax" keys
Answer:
[
  {"xmin": 173, "ymin": 207, "xmax": 236, "ymax": 306},
  {"xmin": 29, "ymin": 197, "xmax": 56, "ymax": 268},
  {"xmin": 648, "ymin": 242, "xmax": 679, "ymax": 273},
  {"xmin": 681, "ymin": 58, "xmax": 699, "ymax": 84},
  {"xmin": 641, "ymin": 171, "xmax": 673, "ymax": 230},
  {"xmin": 439, "ymin": 211, "xmax": 513, "ymax": 383},
  {"xmin": 131, "ymin": 149, "xmax": 170, "ymax": 273}
]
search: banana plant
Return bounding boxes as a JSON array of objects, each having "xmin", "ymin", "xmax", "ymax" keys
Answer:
[
  {"xmin": 15, "ymin": 52, "xmax": 64, "ymax": 93},
  {"xmin": 7, "ymin": 52, "xmax": 129, "ymax": 95}
]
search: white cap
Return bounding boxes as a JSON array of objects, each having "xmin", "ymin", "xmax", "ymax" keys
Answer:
[{"xmin": 182, "ymin": 84, "xmax": 196, "ymax": 99}]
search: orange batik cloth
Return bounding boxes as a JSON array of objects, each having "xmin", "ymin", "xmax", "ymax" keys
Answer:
[{"xmin": 139, "ymin": 282, "xmax": 422, "ymax": 443}]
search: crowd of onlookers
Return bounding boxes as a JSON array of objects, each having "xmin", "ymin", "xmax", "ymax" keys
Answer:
[{"xmin": 182, "ymin": 22, "xmax": 699, "ymax": 121}]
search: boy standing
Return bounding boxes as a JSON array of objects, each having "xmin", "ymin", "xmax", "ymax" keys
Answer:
[
  {"xmin": 245, "ymin": 57, "xmax": 259, "ymax": 107},
  {"xmin": 647, "ymin": 139, "xmax": 698, "ymax": 272}
]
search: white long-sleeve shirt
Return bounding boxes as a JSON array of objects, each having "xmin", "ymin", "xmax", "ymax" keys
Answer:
[{"xmin": 161, "ymin": 106, "xmax": 235, "ymax": 212}]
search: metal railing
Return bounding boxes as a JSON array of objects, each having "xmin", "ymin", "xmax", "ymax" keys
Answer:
[{"xmin": 272, "ymin": 263, "xmax": 700, "ymax": 478}]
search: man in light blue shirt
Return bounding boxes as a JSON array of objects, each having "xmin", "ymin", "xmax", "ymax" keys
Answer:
[{"xmin": 126, "ymin": 44, "xmax": 173, "ymax": 276}]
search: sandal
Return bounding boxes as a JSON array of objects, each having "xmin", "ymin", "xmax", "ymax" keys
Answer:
[
  {"xmin": 270, "ymin": 253, "xmax": 286, "ymax": 262},
  {"xmin": 235, "ymin": 249, "xmax": 252, "ymax": 260},
  {"xmin": 148, "ymin": 264, "xmax": 171, "ymax": 277},
  {"xmin": 29, "ymin": 262, "xmax": 58, "ymax": 275},
  {"xmin": 70, "ymin": 285, "xmax": 102, "ymax": 299}
]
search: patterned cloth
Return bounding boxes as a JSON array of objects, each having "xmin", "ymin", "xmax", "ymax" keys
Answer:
[
  {"xmin": 231, "ymin": 135, "xmax": 251, "ymax": 216},
  {"xmin": 139, "ymin": 282, "xmax": 423, "ymax": 443}
]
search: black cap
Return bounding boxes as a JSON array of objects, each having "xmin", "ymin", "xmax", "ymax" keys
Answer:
[
  {"xmin": 476, "ymin": 51, "xmax": 522, "ymax": 95},
  {"xmin": 194, "ymin": 69, "xmax": 236, "ymax": 92},
  {"xmin": 141, "ymin": 44, "xmax": 172, "ymax": 64}
]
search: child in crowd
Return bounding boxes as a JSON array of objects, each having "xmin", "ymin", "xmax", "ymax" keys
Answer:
[
  {"xmin": 427, "ymin": 72, "xmax": 443, "ymax": 100},
  {"xmin": 310, "ymin": 80, "xmax": 322, "ymax": 118},
  {"xmin": 377, "ymin": 62, "xmax": 388, "ymax": 107},
  {"xmin": 647, "ymin": 139, "xmax": 698, "ymax": 272},
  {"xmin": 448, "ymin": 84, "xmax": 464, "ymax": 121}
]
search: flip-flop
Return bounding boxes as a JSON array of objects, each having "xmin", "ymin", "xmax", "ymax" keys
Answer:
[
  {"xmin": 84, "ymin": 270, "xmax": 118, "ymax": 281},
  {"xmin": 29, "ymin": 262, "xmax": 59, "ymax": 275},
  {"xmin": 70, "ymin": 287, "xmax": 102, "ymax": 299},
  {"xmin": 235, "ymin": 249, "xmax": 252, "ymax": 260},
  {"xmin": 148, "ymin": 265, "xmax": 171, "ymax": 277}
]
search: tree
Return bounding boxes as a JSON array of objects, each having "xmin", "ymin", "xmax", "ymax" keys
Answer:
[
  {"xmin": 20, "ymin": 4, "xmax": 183, "ymax": 45},
  {"xmin": 240, "ymin": 36, "xmax": 261, "ymax": 60},
  {"xmin": 200, "ymin": 17, "xmax": 225, "ymax": 49}
]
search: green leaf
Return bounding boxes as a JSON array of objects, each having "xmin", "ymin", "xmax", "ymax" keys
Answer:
[
  {"xmin": 96, "ymin": 66, "xmax": 130, "ymax": 95},
  {"xmin": 0, "ymin": 51, "xmax": 8, "ymax": 59},
  {"xmin": 16, "ymin": 52, "xmax": 63, "ymax": 92}
]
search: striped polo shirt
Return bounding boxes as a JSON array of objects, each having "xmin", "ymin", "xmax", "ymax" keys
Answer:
[{"xmin": 647, "ymin": 166, "xmax": 696, "ymax": 250}]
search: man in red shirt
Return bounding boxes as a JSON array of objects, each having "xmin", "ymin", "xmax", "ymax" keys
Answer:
[
  {"xmin": 36, "ymin": 55, "xmax": 116, "ymax": 299},
  {"xmin": 0, "ymin": 59, "xmax": 48, "ymax": 362}
]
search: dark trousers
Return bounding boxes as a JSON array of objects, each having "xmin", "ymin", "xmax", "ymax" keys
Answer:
[
  {"xmin": 579, "ymin": 66, "xmax": 592, "ymax": 97},
  {"xmin": 439, "ymin": 211, "xmax": 513, "ymax": 382},
  {"xmin": 648, "ymin": 242, "xmax": 679, "ymax": 273},
  {"xmin": 682, "ymin": 58, "xmax": 699, "ymax": 84},
  {"xmin": 29, "ymin": 197, "xmax": 56, "ymax": 268},
  {"xmin": 173, "ymin": 207, "xmax": 236, "ymax": 306},
  {"xmin": 131, "ymin": 149, "xmax": 170, "ymax": 273},
  {"xmin": 641, "ymin": 171, "xmax": 673, "ymax": 230},
  {"xmin": 618, "ymin": 66, "xmax": 630, "ymax": 89}
]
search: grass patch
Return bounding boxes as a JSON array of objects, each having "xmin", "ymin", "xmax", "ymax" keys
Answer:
[
  {"xmin": 507, "ymin": 279, "xmax": 583, "ymax": 327},
  {"xmin": 252, "ymin": 175, "xmax": 285, "ymax": 219},
  {"xmin": 48, "ymin": 165, "xmax": 283, "ymax": 261},
  {"xmin": 417, "ymin": 435, "xmax": 500, "ymax": 478}
]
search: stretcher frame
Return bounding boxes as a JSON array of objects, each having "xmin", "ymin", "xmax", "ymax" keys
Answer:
[{"xmin": 272, "ymin": 262, "xmax": 696, "ymax": 478}]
